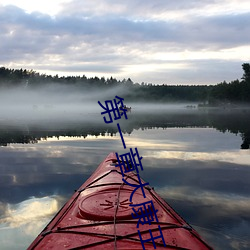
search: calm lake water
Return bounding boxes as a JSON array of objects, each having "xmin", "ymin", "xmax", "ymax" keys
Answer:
[{"xmin": 0, "ymin": 104, "xmax": 250, "ymax": 249}]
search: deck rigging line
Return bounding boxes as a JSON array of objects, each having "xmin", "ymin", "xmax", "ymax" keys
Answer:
[{"xmin": 36, "ymin": 163, "xmax": 212, "ymax": 249}]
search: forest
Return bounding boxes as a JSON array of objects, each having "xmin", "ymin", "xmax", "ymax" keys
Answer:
[{"xmin": 0, "ymin": 63, "xmax": 250, "ymax": 104}]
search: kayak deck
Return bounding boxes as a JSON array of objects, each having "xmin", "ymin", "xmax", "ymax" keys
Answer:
[{"xmin": 28, "ymin": 152, "xmax": 213, "ymax": 250}]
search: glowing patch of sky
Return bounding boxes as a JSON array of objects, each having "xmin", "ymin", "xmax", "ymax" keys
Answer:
[
  {"xmin": 153, "ymin": 46, "xmax": 250, "ymax": 62},
  {"xmin": 0, "ymin": 0, "xmax": 67, "ymax": 16}
]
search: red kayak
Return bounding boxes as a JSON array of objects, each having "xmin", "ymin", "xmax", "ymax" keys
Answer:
[{"xmin": 28, "ymin": 152, "xmax": 213, "ymax": 249}]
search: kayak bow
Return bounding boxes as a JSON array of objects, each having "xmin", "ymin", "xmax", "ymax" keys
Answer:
[{"xmin": 28, "ymin": 152, "xmax": 213, "ymax": 250}]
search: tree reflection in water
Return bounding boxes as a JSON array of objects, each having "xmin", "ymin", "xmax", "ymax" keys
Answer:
[{"xmin": 0, "ymin": 108, "xmax": 249, "ymax": 149}]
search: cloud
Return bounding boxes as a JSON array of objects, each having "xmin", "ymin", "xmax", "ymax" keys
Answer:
[
  {"xmin": 0, "ymin": 1, "xmax": 250, "ymax": 84},
  {"xmin": 3, "ymin": 4, "xmax": 248, "ymax": 49},
  {"xmin": 58, "ymin": 0, "xmax": 242, "ymax": 19}
]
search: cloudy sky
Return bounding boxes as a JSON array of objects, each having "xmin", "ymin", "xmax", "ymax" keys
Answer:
[{"xmin": 0, "ymin": 0, "xmax": 250, "ymax": 85}]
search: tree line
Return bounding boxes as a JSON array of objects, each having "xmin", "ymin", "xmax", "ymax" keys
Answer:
[
  {"xmin": 208, "ymin": 63, "xmax": 250, "ymax": 105},
  {"xmin": 0, "ymin": 63, "xmax": 249, "ymax": 104}
]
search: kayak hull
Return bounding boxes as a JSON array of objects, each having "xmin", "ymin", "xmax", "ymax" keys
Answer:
[{"xmin": 28, "ymin": 152, "xmax": 213, "ymax": 249}]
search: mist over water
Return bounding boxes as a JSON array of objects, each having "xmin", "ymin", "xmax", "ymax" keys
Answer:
[
  {"xmin": 0, "ymin": 85, "xmax": 98, "ymax": 122},
  {"xmin": 1, "ymin": 84, "xmax": 250, "ymax": 149},
  {"xmin": 0, "ymin": 85, "xmax": 196, "ymax": 124}
]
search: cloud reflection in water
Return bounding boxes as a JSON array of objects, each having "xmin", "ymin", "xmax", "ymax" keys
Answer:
[
  {"xmin": 0, "ymin": 126, "xmax": 250, "ymax": 249},
  {"xmin": 0, "ymin": 196, "xmax": 61, "ymax": 250}
]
